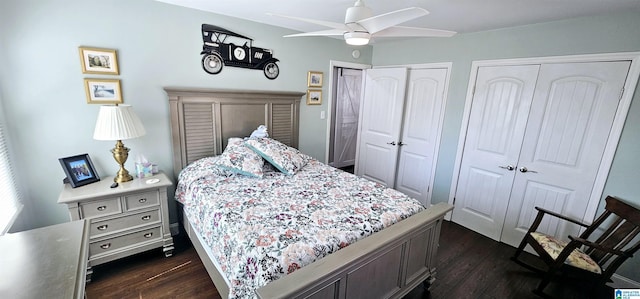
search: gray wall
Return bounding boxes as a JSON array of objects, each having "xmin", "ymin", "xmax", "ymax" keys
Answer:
[
  {"xmin": 0, "ymin": 0, "xmax": 372, "ymax": 230},
  {"xmin": 372, "ymin": 11, "xmax": 640, "ymax": 281}
]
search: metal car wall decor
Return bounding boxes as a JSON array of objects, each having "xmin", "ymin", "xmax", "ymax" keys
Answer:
[{"xmin": 200, "ymin": 24, "xmax": 280, "ymax": 80}]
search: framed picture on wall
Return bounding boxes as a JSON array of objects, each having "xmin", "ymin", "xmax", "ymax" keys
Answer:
[
  {"xmin": 78, "ymin": 46, "xmax": 119, "ymax": 75},
  {"xmin": 307, "ymin": 89, "xmax": 322, "ymax": 105},
  {"xmin": 59, "ymin": 153, "xmax": 100, "ymax": 188},
  {"xmin": 84, "ymin": 78, "xmax": 123, "ymax": 104},
  {"xmin": 307, "ymin": 71, "xmax": 323, "ymax": 87}
]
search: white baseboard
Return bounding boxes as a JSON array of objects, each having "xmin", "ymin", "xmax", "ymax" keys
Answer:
[
  {"xmin": 170, "ymin": 222, "xmax": 180, "ymax": 236},
  {"xmin": 609, "ymin": 274, "xmax": 640, "ymax": 289}
]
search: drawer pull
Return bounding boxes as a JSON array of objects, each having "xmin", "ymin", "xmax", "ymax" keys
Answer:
[
  {"xmin": 141, "ymin": 215, "xmax": 151, "ymax": 221},
  {"xmin": 97, "ymin": 224, "xmax": 108, "ymax": 231},
  {"xmin": 138, "ymin": 198, "xmax": 147, "ymax": 203},
  {"xmin": 144, "ymin": 232, "xmax": 153, "ymax": 238},
  {"xmin": 100, "ymin": 243, "xmax": 111, "ymax": 249},
  {"xmin": 97, "ymin": 206, "xmax": 107, "ymax": 211}
]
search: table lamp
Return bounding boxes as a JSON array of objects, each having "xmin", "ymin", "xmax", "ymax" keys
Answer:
[{"xmin": 93, "ymin": 104, "xmax": 146, "ymax": 183}]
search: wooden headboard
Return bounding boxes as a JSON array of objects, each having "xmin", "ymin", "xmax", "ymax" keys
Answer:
[{"xmin": 166, "ymin": 88, "xmax": 304, "ymax": 178}]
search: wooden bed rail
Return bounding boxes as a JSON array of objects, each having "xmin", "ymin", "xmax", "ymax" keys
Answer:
[{"xmin": 257, "ymin": 203, "xmax": 454, "ymax": 299}]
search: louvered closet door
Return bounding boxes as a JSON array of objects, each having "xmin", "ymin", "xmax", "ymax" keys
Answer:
[{"xmin": 500, "ymin": 61, "xmax": 631, "ymax": 247}]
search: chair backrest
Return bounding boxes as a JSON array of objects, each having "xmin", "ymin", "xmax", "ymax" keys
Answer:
[{"xmin": 580, "ymin": 196, "xmax": 640, "ymax": 276}]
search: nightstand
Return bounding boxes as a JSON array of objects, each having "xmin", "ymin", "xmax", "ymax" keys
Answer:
[{"xmin": 58, "ymin": 172, "xmax": 174, "ymax": 281}]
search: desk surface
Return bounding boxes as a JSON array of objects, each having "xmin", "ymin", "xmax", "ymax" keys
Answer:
[{"xmin": 0, "ymin": 220, "xmax": 89, "ymax": 299}]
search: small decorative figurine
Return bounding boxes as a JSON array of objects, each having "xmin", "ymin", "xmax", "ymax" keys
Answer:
[{"xmin": 249, "ymin": 125, "xmax": 269, "ymax": 139}]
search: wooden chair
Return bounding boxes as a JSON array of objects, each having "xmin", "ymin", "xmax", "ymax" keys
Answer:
[{"xmin": 512, "ymin": 195, "xmax": 640, "ymax": 297}]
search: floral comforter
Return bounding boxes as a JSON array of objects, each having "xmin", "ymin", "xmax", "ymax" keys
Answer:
[{"xmin": 176, "ymin": 156, "xmax": 425, "ymax": 299}]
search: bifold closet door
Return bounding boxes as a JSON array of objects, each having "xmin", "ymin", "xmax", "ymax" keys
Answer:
[{"xmin": 355, "ymin": 68, "xmax": 407, "ymax": 187}]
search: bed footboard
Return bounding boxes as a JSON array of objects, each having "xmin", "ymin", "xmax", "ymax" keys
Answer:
[
  {"xmin": 181, "ymin": 200, "xmax": 452, "ymax": 299},
  {"xmin": 256, "ymin": 203, "xmax": 453, "ymax": 299}
]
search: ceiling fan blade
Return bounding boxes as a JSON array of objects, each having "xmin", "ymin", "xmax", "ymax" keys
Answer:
[
  {"xmin": 284, "ymin": 29, "xmax": 345, "ymax": 37},
  {"xmin": 267, "ymin": 13, "xmax": 348, "ymax": 30},
  {"xmin": 358, "ymin": 7, "xmax": 429, "ymax": 34},
  {"xmin": 374, "ymin": 26, "xmax": 457, "ymax": 38}
]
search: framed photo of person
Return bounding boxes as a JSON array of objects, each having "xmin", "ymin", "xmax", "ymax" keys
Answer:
[{"xmin": 59, "ymin": 153, "xmax": 100, "ymax": 188}]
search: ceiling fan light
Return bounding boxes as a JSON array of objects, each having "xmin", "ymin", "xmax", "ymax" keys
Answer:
[{"xmin": 344, "ymin": 31, "xmax": 370, "ymax": 45}]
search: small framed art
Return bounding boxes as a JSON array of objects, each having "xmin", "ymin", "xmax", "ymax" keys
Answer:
[
  {"xmin": 59, "ymin": 153, "xmax": 100, "ymax": 188},
  {"xmin": 78, "ymin": 46, "xmax": 119, "ymax": 75},
  {"xmin": 307, "ymin": 71, "xmax": 323, "ymax": 87},
  {"xmin": 84, "ymin": 78, "xmax": 123, "ymax": 104},
  {"xmin": 307, "ymin": 89, "xmax": 322, "ymax": 105}
]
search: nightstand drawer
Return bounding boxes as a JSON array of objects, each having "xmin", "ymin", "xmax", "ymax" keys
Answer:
[
  {"xmin": 90, "ymin": 226, "xmax": 161, "ymax": 256},
  {"xmin": 90, "ymin": 209, "xmax": 161, "ymax": 237},
  {"xmin": 80, "ymin": 197, "xmax": 122, "ymax": 219},
  {"xmin": 125, "ymin": 191, "xmax": 159, "ymax": 211}
]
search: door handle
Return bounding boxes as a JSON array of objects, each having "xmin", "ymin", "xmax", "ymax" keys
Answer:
[
  {"xmin": 519, "ymin": 166, "xmax": 538, "ymax": 173},
  {"xmin": 398, "ymin": 141, "xmax": 406, "ymax": 146},
  {"xmin": 386, "ymin": 141, "xmax": 396, "ymax": 146},
  {"xmin": 498, "ymin": 165, "xmax": 515, "ymax": 171}
]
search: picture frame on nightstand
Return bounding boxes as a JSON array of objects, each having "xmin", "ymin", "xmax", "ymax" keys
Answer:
[{"xmin": 59, "ymin": 153, "xmax": 100, "ymax": 188}]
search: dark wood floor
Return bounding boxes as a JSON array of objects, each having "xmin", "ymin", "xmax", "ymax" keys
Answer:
[
  {"xmin": 86, "ymin": 221, "xmax": 613, "ymax": 298},
  {"xmin": 86, "ymin": 233, "xmax": 221, "ymax": 299}
]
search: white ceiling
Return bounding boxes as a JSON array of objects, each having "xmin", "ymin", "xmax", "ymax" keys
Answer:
[{"xmin": 155, "ymin": 0, "xmax": 640, "ymax": 37}]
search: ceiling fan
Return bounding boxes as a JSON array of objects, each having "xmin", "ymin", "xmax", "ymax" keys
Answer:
[{"xmin": 268, "ymin": 0, "xmax": 456, "ymax": 46}]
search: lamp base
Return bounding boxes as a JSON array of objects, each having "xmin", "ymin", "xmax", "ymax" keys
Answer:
[
  {"xmin": 111, "ymin": 140, "xmax": 133, "ymax": 183},
  {"xmin": 114, "ymin": 170, "xmax": 133, "ymax": 183}
]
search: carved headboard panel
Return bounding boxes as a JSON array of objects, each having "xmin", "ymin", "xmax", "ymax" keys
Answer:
[{"xmin": 166, "ymin": 88, "xmax": 304, "ymax": 178}]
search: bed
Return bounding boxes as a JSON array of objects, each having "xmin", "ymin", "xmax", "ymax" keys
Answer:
[{"xmin": 166, "ymin": 88, "xmax": 453, "ymax": 299}]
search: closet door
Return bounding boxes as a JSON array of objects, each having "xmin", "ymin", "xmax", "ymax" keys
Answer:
[
  {"xmin": 451, "ymin": 65, "xmax": 540, "ymax": 240},
  {"xmin": 332, "ymin": 68, "xmax": 363, "ymax": 168},
  {"xmin": 394, "ymin": 68, "xmax": 448, "ymax": 206},
  {"xmin": 453, "ymin": 61, "xmax": 631, "ymax": 243},
  {"xmin": 355, "ymin": 68, "xmax": 407, "ymax": 186},
  {"xmin": 500, "ymin": 61, "xmax": 631, "ymax": 247}
]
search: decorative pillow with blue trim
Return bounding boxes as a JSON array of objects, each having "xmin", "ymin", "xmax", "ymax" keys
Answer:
[
  {"xmin": 245, "ymin": 138, "xmax": 311, "ymax": 175},
  {"xmin": 215, "ymin": 138, "xmax": 264, "ymax": 178}
]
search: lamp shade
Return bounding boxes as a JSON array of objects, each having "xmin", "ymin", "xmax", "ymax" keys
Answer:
[{"xmin": 93, "ymin": 104, "xmax": 146, "ymax": 141}]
